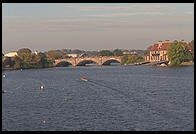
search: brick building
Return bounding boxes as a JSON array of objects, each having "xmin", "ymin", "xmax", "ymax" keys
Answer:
[{"xmin": 145, "ymin": 40, "xmax": 193, "ymax": 62}]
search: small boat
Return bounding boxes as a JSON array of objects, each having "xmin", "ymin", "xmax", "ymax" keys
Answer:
[
  {"xmin": 2, "ymin": 90, "xmax": 6, "ymax": 93},
  {"xmin": 160, "ymin": 63, "xmax": 167, "ymax": 67},
  {"xmin": 81, "ymin": 77, "xmax": 88, "ymax": 82},
  {"xmin": 40, "ymin": 85, "xmax": 44, "ymax": 90},
  {"xmin": 3, "ymin": 74, "xmax": 6, "ymax": 78},
  {"xmin": 42, "ymin": 120, "xmax": 46, "ymax": 124}
]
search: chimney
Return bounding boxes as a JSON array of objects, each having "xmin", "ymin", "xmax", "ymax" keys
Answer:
[
  {"xmin": 158, "ymin": 40, "xmax": 162, "ymax": 48},
  {"xmin": 165, "ymin": 40, "xmax": 170, "ymax": 43}
]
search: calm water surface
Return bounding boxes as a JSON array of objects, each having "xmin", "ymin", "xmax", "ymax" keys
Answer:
[{"xmin": 2, "ymin": 65, "xmax": 194, "ymax": 131}]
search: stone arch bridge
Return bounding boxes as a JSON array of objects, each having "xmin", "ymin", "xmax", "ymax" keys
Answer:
[{"xmin": 54, "ymin": 56, "xmax": 122, "ymax": 67}]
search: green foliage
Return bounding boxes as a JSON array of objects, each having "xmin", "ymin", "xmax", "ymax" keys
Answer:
[
  {"xmin": 13, "ymin": 61, "xmax": 21, "ymax": 69},
  {"xmin": 38, "ymin": 52, "xmax": 51, "ymax": 68},
  {"xmin": 47, "ymin": 50, "xmax": 63, "ymax": 59},
  {"xmin": 3, "ymin": 48, "xmax": 52, "ymax": 69},
  {"xmin": 167, "ymin": 41, "xmax": 192, "ymax": 66},
  {"xmin": 113, "ymin": 49, "xmax": 123, "ymax": 56},
  {"xmin": 99, "ymin": 50, "xmax": 114, "ymax": 56},
  {"xmin": 13, "ymin": 56, "xmax": 23, "ymax": 69},
  {"xmin": 2, "ymin": 57, "xmax": 15, "ymax": 68},
  {"xmin": 135, "ymin": 56, "xmax": 145, "ymax": 62},
  {"xmin": 72, "ymin": 49, "xmax": 83, "ymax": 54},
  {"xmin": 121, "ymin": 55, "xmax": 128, "ymax": 64},
  {"xmin": 121, "ymin": 55, "xmax": 144, "ymax": 65},
  {"xmin": 17, "ymin": 48, "xmax": 32, "ymax": 54},
  {"xmin": 189, "ymin": 40, "xmax": 194, "ymax": 51},
  {"xmin": 127, "ymin": 56, "xmax": 136, "ymax": 64}
]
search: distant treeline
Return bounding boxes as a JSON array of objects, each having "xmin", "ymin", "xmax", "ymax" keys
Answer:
[
  {"xmin": 2, "ymin": 48, "xmax": 147, "ymax": 70},
  {"xmin": 2, "ymin": 48, "xmax": 53, "ymax": 70},
  {"xmin": 3, "ymin": 40, "xmax": 193, "ymax": 69}
]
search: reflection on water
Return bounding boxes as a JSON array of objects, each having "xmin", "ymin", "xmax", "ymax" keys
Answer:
[{"xmin": 2, "ymin": 66, "xmax": 194, "ymax": 131}]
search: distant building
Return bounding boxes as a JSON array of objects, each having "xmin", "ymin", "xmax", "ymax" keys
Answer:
[
  {"xmin": 67, "ymin": 54, "xmax": 78, "ymax": 58},
  {"xmin": 130, "ymin": 51, "xmax": 137, "ymax": 55},
  {"xmin": 145, "ymin": 40, "xmax": 193, "ymax": 62},
  {"xmin": 122, "ymin": 50, "xmax": 132, "ymax": 55},
  {"xmin": 4, "ymin": 51, "xmax": 18, "ymax": 57},
  {"xmin": 34, "ymin": 50, "xmax": 38, "ymax": 55},
  {"xmin": 123, "ymin": 50, "xmax": 138, "ymax": 56}
]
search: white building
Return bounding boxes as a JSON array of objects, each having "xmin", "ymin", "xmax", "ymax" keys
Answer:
[
  {"xmin": 34, "ymin": 50, "xmax": 38, "ymax": 55},
  {"xmin": 123, "ymin": 50, "xmax": 132, "ymax": 55},
  {"xmin": 67, "ymin": 54, "xmax": 78, "ymax": 58},
  {"xmin": 4, "ymin": 51, "xmax": 18, "ymax": 57}
]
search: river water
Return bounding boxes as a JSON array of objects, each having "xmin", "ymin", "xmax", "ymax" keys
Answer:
[{"xmin": 2, "ymin": 65, "xmax": 194, "ymax": 131}]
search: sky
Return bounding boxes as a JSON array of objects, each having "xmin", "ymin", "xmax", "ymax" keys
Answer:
[{"xmin": 2, "ymin": 3, "xmax": 194, "ymax": 53}]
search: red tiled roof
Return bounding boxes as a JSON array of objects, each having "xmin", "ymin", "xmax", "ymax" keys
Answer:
[
  {"xmin": 150, "ymin": 42, "xmax": 194, "ymax": 54},
  {"xmin": 150, "ymin": 44, "xmax": 159, "ymax": 51},
  {"xmin": 150, "ymin": 43, "xmax": 171, "ymax": 51},
  {"xmin": 160, "ymin": 43, "xmax": 171, "ymax": 50}
]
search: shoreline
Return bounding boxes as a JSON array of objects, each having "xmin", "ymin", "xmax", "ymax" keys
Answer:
[{"xmin": 2, "ymin": 62, "xmax": 194, "ymax": 71}]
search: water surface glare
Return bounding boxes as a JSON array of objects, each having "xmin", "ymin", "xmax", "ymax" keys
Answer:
[{"xmin": 2, "ymin": 66, "xmax": 194, "ymax": 131}]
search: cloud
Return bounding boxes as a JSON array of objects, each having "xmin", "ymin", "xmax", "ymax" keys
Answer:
[
  {"xmin": 63, "ymin": 5, "xmax": 174, "ymax": 11},
  {"xmin": 3, "ymin": 16, "xmax": 24, "ymax": 19},
  {"xmin": 87, "ymin": 12, "xmax": 164, "ymax": 17},
  {"xmin": 3, "ymin": 13, "xmax": 193, "ymax": 33}
]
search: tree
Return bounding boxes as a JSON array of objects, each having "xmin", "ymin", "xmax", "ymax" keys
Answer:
[
  {"xmin": 18, "ymin": 53, "xmax": 32, "ymax": 68},
  {"xmin": 127, "ymin": 56, "xmax": 135, "ymax": 64},
  {"xmin": 189, "ymin": 40, "xmax": 194, "ymax": 52},
  {"xmin": 121, "ymin": 55, "xmax": 128, "ymax": 65},
  {"xmin": 17, "ymin": 48, "xmax": 32, "ymax": 54},
  {"xmin": 13, "ymin": 56, "xmax": 23, "ymax": 69},
  {"xmin": 72, "ymin": 49, "xmax": 84, "ymax": 54},
  {"xmin": 135, "ymin": 56, "xmax": 144, "ymax": 62},
  {"xmin": 167, "ymin": 41, "xmax": 187, "ymax": 65},
  {"xmin": 99, "ymin": 50, "xmax": 114, "ymax": 56},
  {"xmin": 17, "ymin": 48, "xmax": 33, "ymax": 68},
  {"xmin": 113, "ymin": 49, "xmax": 123, "ymax": 56},
  {"xmin": 183, "ymin": 45, "xmax": 193, "ymax": 62},
  {"xmin": 2, "ymin": 57, "xmax": 15, "ymax": 68},
  {"xmin": 38, "ymin": 52, "xmax": 51, "ymax": 67},
  {"xmin": 47, "ymin": 50, "xmax": 63, "ymax": 59},
  {"xmin": 30, "ymin": 54, "xmax": 42, "ymax": 68}
]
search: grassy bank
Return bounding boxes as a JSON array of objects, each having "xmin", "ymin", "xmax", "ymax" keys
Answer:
[{"xmin": 180, "ymin": 61, "xmax": 194, "ymax": 66}]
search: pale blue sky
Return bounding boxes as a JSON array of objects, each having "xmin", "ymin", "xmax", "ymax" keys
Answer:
[{"xmin": 2, "ymin": 3, "xmax": 194, "ymax": 53}]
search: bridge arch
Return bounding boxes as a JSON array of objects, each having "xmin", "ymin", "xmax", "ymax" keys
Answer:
[
  {"xmin": 54, "ymin": 59, "xmax": 75, "ymax": 67},
  {"xmin": 101, "ymin": 57, "xmax": 122, "ymax": 65},
  {"xmin": 55, "ymin": 61, "xmax": 73, "ymax": 67},
  {"xmin": 76, "ymin": 59, "xmax": 99, "ymax": 66},
  {"xmin": 102, "ymin": 59, "xmax": 121, "ymax": 65}
]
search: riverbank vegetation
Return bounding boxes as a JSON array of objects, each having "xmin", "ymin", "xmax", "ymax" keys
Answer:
[
  {"xmin": 121, "ymin": 55, "xmax": 145, "ymax": 65},
  {"xmin": 2, "ymin": 48, "xmax": 53, "ymax": 70},
  {"xmin": 167, "ymin": 40, "xmax": 194, "ymax": 66},
  {"xmin": 3, "ymin": 48, "xmax": 148, "ymax": 70},
  {"xmin": 2, "ymin": 40, "xmax": 193, "ymax": 70},
  {"xmin": 180, "ymin": 61, "xmax": 194, "ymax": 66}
]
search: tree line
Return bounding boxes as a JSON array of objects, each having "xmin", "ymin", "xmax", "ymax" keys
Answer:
[
  {"xmin": 167, "ymin": 40, "xmax": 194, "ymax": 66},
  {"xmin": 2, "ymin": 40, "xmax": 194, "ymax": 69},
  {"xmin": 2, "ymin": 48, "xmax": 53, "ymax": 70}
]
